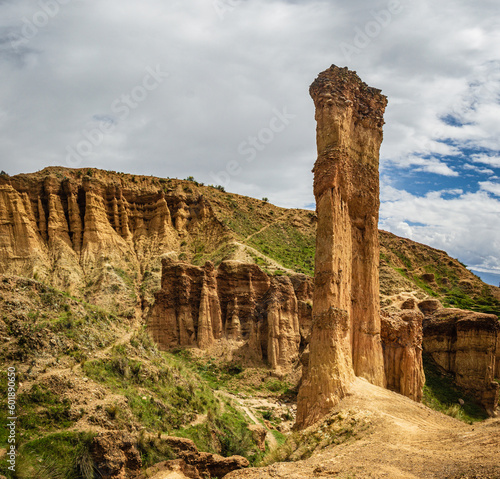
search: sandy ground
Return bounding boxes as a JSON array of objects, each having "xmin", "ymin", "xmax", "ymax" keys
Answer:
[{"xmin": 226, "ymin": 378, "xmax": 500, "ymax": 479}]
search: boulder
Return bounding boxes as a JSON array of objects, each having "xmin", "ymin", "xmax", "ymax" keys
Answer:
[{"xmin": 91, "ymin": 431, "xmax": 142, "ymax": 479}]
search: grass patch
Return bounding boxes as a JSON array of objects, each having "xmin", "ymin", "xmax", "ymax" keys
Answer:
[
  {"xmin": 260, "ymin": 409, "xmax": 370, "ymax": 466},
  {"xmin": 16, "ymin": 383, "xmax": 77, "ymax": 440},
  {"xmin": 83, "ymin": 346, "xmax": 216, "ymax": 431},
  {"xmin": 248, "ymin": 224, "xmax": 314, "ymax": 275},
  {"xmin": 136, "ymin": 432, "xmax": 175, "ymax": 469},
  {"xmin": 422, "ymin": 355, "xmax": 489, "ymax": 423},
  {"xmin": 0, "ymin": 432, "xmax": 96, "ymax": 479},
  {"xmin": 175, "ymin": 403, "xmax": 262, "ymax": 464}
]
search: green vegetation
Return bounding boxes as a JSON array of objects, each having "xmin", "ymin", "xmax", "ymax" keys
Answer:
[
  {"xmin": 16, "ymin": 384, "xmax": 78, "ymax": 441},
  {"xmin": 381, "ymin": 239, "xmax": 500, "ymax": 318},
  {"xmin": 247, "ymin": 224, "xmax": 315, "ymax": 275},
  {"xmin": 136, "ymin": 432, "xmax": 175, "ymax": 469},
  {"xmin": 175, "ymin": 403, "xmax": 260, "ymax": 462},
  {"xmin": 442, "ymin": 286, "xmax": 500, "ymax": 316},
  {"xmin": 2, "ymin": 432, "xmax": 95, "ymax": 479},
  {"xmin": 422, "ymin": 355, "xmax": 489, "ymax": 423},
  {"xmin": 82, "ymin": 341, "xmax": 217, "ymax": 431},
  {"xmin": 260, "ymin": 410, "xmax": 371, "ymax": 466}
]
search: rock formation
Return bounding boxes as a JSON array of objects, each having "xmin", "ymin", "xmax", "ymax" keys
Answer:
[
  {"xmin": 90, "ymin": 432, "xmax": 142, "ymax": 479},
  {"xmin": 423, "ymin": 307, "xmax": 500, "ymax": 415},
  {"xmin": 148, "ymin": 259, "xmax": 313, "ymax": 371},
  {"xmin": 381, "ymin": 310, "xmax": 425, "ymax": 401},
  {"xmin": 144, "ymin": 436, "xmax": 249, "ymax": 479},
  {"xmin": 0, "ymin": 168, "xmax": 228, "ymax": 311},
  {"xmin": 296, "ymin": 65, "xmax": 388, "ymax": 428}
]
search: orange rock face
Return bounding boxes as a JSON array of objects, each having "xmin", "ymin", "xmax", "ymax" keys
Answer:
[
  {"xmin": 296, "ymin": 65, "xmax": 387, "ymax": 428},
  {"xmin": 381, "ymin": 310, "xmax": 425, "ymax": 402},
  {"xmin": 148, "ymin": 259, "xmax": 313, "ymax": 371},
  {"xmin": 0, "ymin": 168, "xmax": 227, "ymax": 311},
  {"xmin": 423, "ymin": 308, "xmax": 500, "ymax": 415}
]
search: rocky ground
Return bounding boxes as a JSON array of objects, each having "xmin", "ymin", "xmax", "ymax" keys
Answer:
[{"xmin": 227, "ymin": 378, "xmax": 500, "ymax": 479}]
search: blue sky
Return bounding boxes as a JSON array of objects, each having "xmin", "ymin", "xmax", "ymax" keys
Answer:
[{"xmin": 0, "ymin": 0, "xmax": 499, "ymax": 283}]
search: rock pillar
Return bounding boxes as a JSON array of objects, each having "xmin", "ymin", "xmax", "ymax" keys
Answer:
[{"xmin": 296, "ymin": 65, "xmax": 387, "ymax": 428}]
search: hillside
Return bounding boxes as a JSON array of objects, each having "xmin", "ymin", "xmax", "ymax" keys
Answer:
[
  {"xmin": 0, "ymin": 275, "xmax": 289, "ymax": 477},
  {"xmin": 226, "ymin": 378, "xmax": 500, "ymax": 479},
  {"xmin": 1, "ymin": 167, "xmax": 499, "ymax": 478},
  {"xmin": 1, "ymin": 167, "xmax": 499, "ymax": 318}
]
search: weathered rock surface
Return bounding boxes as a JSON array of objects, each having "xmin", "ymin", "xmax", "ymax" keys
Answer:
[
  {"xmin": 139, "ymin": 435, "xmax": 249, "ymax": 479},
  {"xmin": 248, "ymin": 424, "xmax": 267, "ymax": 451},
  {"xmin": 296, "ymin": 65, "xmax": 387, "ymax": 428},
  {"xmin": 381, "ymin": 310, "xmax": 425, "ymax": 402},
  {"xmin": 91, "ymin": 431, "xmax": 142, "ymax": 479},
  {"xmin": 0, "ymin": 168, "xmax": 228, "ymax": 312},
  {"xmin": 148, "ymin": 259, "xmax": 313, "ymax": 371},
  {"xmin": 423, "ymin": 308, "xmax": 500, "ymax": 414}
]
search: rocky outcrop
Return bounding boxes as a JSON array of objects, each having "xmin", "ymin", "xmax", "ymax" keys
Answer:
[
  {"xmin": 296, "ymin": 65, "xmax": 387, "ymax": 428},
  {"xmin": 0, "ymin": 168, "xmax": 228, "ymax": 311},
  {"xmin": 91, "ymin": 432, "xmax": 142, "ymax": 479},
  {"xmin": 139, "ymin": 435, "xmax": 249, "ymax": 479},
  {"xmin": 247, "ymin": 424, "xmax": 267, "ymax": 452},
  {"xmin": 381, "ymin": 310, "xmax": 425, "ymax": 401},
  {"xmin": 148, "ymin": 259, "xmax": 313, "ymax": 371},
  {"xmin": 423, "ymin": 308, "xmax": 500, "ymax": 415}
]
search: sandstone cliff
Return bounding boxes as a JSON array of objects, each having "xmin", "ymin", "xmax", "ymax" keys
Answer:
[
  {"xmin": 1, "ymin": 167, "xmax": 498, "ymax": 320},
  {"xmin": 422, "ymin": 307, "xmax": 500, "ymax": 415},
  {"xmin": 0, "ymin": 168, "xmax": 229, "ymax": 313},
  {"xmin": 148, "ymin": 259, "xmax": 313, "ymax": 371},
  {"xmin": 296, "ymin": 65, "xmax": 388, "ymax": 428},
  {"xmin": 381, "ymin": 309, "xmax": 425, "ymax": 402}
]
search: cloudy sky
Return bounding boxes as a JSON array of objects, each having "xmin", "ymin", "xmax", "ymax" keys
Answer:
[{"xmin": 1, "ymin": 0, "xmax": 499, "ymax": 284}]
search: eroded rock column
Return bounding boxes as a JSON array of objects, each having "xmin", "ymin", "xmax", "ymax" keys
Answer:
[{"xmin": 296, "ymin": 65, "xmax": 387, "ymax": 428}]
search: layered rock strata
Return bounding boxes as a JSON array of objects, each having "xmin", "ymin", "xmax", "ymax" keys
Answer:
[
  {"xmin": 148, "ymin": 259, "xmax": 313, "ymax": 371},
  {"xmin": 381, "ymin": 310, "xmax": 425, "ymax": 401},
  {"xmin": 296, "ymin": 65, "xmax": 388, "ymax": 428},
  {"xmin": 0, "ymin": 168, "xmax": 227, "ymax": 310},
  {"xmin": 423, "ymin": 308, "xmax": 500, "ymax": 415}
]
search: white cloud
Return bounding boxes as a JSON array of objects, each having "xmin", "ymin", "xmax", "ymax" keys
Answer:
[
  {"xmin": 0, "ymin": 0, "xmax": 499, "ymax": 271},
  {"xmin": 380, "ymin": 185, "xmax": 500, "ymax": 274},
  {"xmin": 479, "ymin": 181, "xmax": 500, "ymax": 197},
  {"xmin": 384, "ymin": 156, "xmax": 459, "ymax": 177},
  {"xmin": 463, "ymin": 163, "xmax": 494, "ymax": 175},
  {"xmin": 471, "ymin": 154, "xmax": 500, "ymax": 168}
]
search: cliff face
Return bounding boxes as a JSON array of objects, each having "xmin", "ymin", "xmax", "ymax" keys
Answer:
[
  {"xmin": 148, "ymin": 259, "xmax": 313, "ymax": 371},
  {"xmin": 0, "ymin": 169, "xmax": 228, "ymax": 312},
  {"xmin": 296, "ymin": 65, "xmax": 387, "ymax": 429},
  {"xmin": 423, "ymin": 307, "xmax": 500, "ymax": 415},
  {"xmin": 381, "ymin": 310, "xmax": 425, "ymax": 402}
]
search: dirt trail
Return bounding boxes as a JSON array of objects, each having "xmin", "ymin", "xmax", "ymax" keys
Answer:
[
  {"xmin": 243, "ymin": 214, "xmax": 288, "ymax": 242},
  {"xmin": 217, "ymin": 391, "xmax": 279, "ymax": 450},
  {"xmin": 21, "ymin": 295, "xmax": 144, "ymax": 393},
  {"xmin": 226, "ymin": 378, "xmax": 500, "ymax": 479},
  {"xmin": 229, "ymin": 241, "xmax": 295, "ymax": 274}
]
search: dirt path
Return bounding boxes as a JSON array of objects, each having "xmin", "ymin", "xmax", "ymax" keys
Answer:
[
  {"xmin": 243, "ymin": 214, "xmax": 288, "ymax": 242},
  {"xmin": 225, "ymin": 378, "xmax": 500, "ymax": 479},
  {"xmin": 229, "ymin": 241, "xmax": 295, "ymax": 274},
  {"xmin": 217, "ymin": 391, "xmax": 279, "ymax": 450}
]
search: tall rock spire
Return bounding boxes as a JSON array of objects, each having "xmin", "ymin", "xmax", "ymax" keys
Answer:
[{"xmin": 296, "ymin": 65, "xmax": 388, "ymax": 429}]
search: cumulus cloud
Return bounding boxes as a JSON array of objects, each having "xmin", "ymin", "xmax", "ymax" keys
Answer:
[
  {"xmin": 463, "ymin": 164, "xmax": 494, "ymax": 175},
  {"xmin": 386, "ymin": 156, "xmax": 459, "ymax": 177},
  {"xmin": 471, "ymin": 154, "xmax": 500, "ymax": 168},
  {"xmin": 380, "ymin": 185, "xmax": 500, "ymax": 274},
  {"xmin": 479, "ymin": 181, "xmax": 500, "ymax": 197},
  {"xmin": 0, "ymin": 0, "xmax": 499, "ymax": 273}
]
